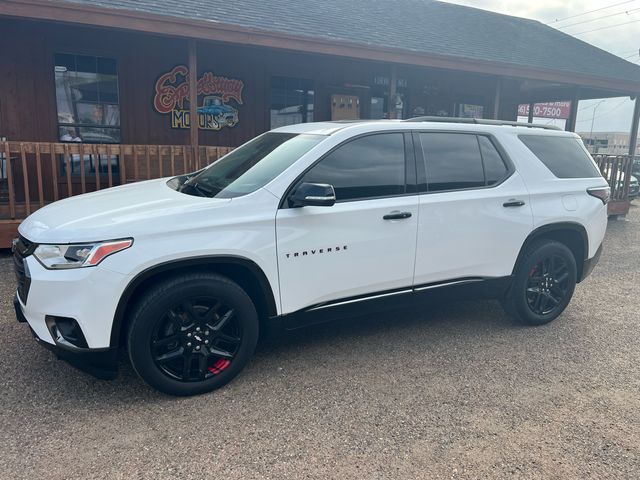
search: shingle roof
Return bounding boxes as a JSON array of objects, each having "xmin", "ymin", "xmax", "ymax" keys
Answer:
[{"xmin": 57, "ymin": 0, "xmax": 640, "ymax": 86}]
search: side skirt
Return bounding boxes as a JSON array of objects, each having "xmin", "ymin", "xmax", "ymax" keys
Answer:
[{"xmin": 276, "ymin": 276, "xmax": 513, "ymax": 331}]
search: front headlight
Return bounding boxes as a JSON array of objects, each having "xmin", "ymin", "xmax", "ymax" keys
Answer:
[{"xmin": 33, "ymin": 239, "xmax": 133, "ymax": 270}]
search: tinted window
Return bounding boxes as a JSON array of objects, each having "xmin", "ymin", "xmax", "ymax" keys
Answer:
[
  {"xmin": 479, "ymin": 136, "xmax": 509, "ymax": 185},
  {"xmin": 420, "ymin": 133, "xmax": 484, "ymax": 191},
  {"xmin": 519, "ymin": 135, "xmax": 601, "ymax": 178},
  {"xmin": 185, "ymin": 133, "xmax": 324, "ymax": 198},
  {"xmin": 301, "ymin": 133, "xmax": 406, "ymax": 201}
]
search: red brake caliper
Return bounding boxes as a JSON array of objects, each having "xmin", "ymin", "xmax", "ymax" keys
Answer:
[{"xmin": 208, "ymin": 358, "xmax": 231, "ymax": 375}]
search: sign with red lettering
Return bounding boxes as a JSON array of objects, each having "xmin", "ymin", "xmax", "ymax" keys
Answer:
[
  {"xmin": 518, "ymin": 101, "xmax": 571, "ymax": 120},
  {"xmin": 153, "ymin": 65, "xmax": 244, "ymax": 131}
]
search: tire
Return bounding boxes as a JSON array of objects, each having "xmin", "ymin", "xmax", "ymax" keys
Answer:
[
  {"xmin": 502, "ymin": 240, "xmax": 577, "ymax": 326},
  {"xmin": 127, "ymin": 272, "xmax": 259, "ymax": 396}
]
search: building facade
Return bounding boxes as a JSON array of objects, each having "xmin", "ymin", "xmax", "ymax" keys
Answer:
[
  {"xmin": 579, "ymin": 132, "xmax": 640, "ymax": 155},
  {"xmin": 1, "ymin": 0, "xmax": 640, "ymax": 245}
]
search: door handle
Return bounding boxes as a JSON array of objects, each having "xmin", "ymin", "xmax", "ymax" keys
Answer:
[
  {"xmin": 383, "ymin": 211, "xmax": 412, "ymax": 220},
  {"xmin": 503, "ymin": 200, "xmax": 526, "ymax": 208}
]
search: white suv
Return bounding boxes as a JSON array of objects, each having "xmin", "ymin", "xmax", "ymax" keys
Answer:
[{"xmin": 13, "ymin": 119, "xmax": 609, "ymax": 396}]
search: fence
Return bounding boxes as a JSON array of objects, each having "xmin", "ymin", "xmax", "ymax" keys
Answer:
[
  {"xmin": 593, "ymin": 154, "xmax": 633, "ymax": 215},
  {"xmin": 0, "ymin": 141, "xmax": 233, "ymax": 221},
  {"xmin": 0, "ymin": 143, "xmax": 634, "ymax": 247}
]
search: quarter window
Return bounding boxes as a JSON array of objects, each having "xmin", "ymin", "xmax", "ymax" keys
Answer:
[
  {"xmin": 420, "ymin": 133, "xmax": 485, "ymax": 192},
  {"xmin": 300, "ymin": 133, "xmax": 406, "ymax": 201},
  {"xmin": 519, "ymin": 135, "xmax": 601, "ymax": 179},
  {"xmin": 478, "ymin": 136, "xmax": 509, "ymax": 185}
]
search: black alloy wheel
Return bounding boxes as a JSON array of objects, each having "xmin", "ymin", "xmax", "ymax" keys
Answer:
[
  {"xmin": 128, "ymin": 273, "xmax": 259, "ymax": 396},
  {"xmin": 525, "ymin": 254, "xmax": 571, "ymax": 316},
  {"xmin": 151, "ymin": 298, "xmax": 242, "ymax": 382},
  {"xmin": 502, "ymin": 239, "xmax": 577, "ymax": 326}
]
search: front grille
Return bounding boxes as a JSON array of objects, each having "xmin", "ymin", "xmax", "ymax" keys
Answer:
[
  {"xmin": 13, "ymin": 235, "xmax": 36, "ymax": 257},
  {"xmin": 13, "ymin": 235, "xmax": 34, "ymax": 304}
]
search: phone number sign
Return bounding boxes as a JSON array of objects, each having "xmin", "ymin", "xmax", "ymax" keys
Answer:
[{"xmin": 518, "ymin": 101, "xmax": 571, "ymax": 120}]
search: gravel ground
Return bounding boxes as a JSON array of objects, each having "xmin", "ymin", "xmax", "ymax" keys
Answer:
[{"xmin": 1, "ymin": 207, "xmax": 639, "ymax": 480}]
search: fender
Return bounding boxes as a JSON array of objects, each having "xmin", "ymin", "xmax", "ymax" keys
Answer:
[
  {"xmin": 512, "ymin": 221, "xmax": 589, "ymax": 277},
  {"xmin": 109, "ymin": 255, "xmax": 278, "ymax": 348}
]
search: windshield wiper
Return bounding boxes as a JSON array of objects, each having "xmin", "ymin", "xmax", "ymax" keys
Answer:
[
  {"xmin": 189, "ymin": 181, "xmax": 215, "ymax": 197},
  {"xmin": 178, "ymin": 178, "xmax": 214, "ymax": 197}
]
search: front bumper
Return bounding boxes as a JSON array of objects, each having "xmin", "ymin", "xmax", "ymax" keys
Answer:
[{"xmin": 14, "ymin": 295, "xmax": 119, "ymax": 379}]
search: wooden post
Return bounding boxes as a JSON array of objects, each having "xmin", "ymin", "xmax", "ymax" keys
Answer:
[
  {"xmin": 629, "ymin": 95, "xmax": 640, "ymax": 156},
  {"xmin": 492, "ymin": 77, "xmax": 502, "ymax": 120},
  {"xmin": 388, "ymin": 65, "xmax": 397, "ymax": 119},
  {"xmin": 527, "ymin": 102, "xmax": 534, "ymax": 123},
  {"xmin": 565, "ymin": 89, "xmax": 579, "ymax": 132},
  {"xmin": 188, "ymin": 39, "xmax": 199, "ymax": 168}
]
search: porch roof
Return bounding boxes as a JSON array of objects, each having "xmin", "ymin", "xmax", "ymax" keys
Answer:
[{"xmin": 4, "ymin": 0, "xmax": 640, "ymax": 93}]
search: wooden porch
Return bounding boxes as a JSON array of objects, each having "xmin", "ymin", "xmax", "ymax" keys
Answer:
[
  {"xmin": 0, "ymin": 141, "xmax": 634, "ymax": 249},
  {"xmin": 0, "ymin": 141, "xmax": 232, "ymax": 247}
]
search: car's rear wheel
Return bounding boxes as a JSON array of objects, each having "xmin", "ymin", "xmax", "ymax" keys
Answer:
[
  {"xmin": 127, "ymin": 273, "xmax": 259, "ymax": 396},
  {"xmin": 503, "ymin": 240, "xmax": 577, "ymax": 325}
]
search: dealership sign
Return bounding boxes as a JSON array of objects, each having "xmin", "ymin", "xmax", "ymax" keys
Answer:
[
  {"xmin": 153, "ymin": 65, "xmax": 244, "ymax": 131},
  {"xmin": 517, "ymin": 101, "xmax": 571, "ymax": 120}
]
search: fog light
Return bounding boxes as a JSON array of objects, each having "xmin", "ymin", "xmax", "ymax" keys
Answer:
[{"xmin": 45, "ymin": 316, "xmax": 89, "ymax": 349}]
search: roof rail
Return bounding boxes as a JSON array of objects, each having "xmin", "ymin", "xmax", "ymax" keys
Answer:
[{"xmin": 403, "ymin": 116, "xmax": 562, "ymax": 131}]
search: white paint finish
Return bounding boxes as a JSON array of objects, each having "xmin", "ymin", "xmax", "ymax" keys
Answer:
[
  {"xmin": 414, "ymin": 173, "xmax": 533, "ymax": 284},
  {"xmin": 562, "ymin": 194, "xmax": 578, "ymax": 211},
  {"xmin": 276, "ymin": 195, "xmax": 419, "ymax": 313},
  {"xmin": 15, "ymin": 120, "xmax": 609, "ymax": 351},
  {"xmin": 18, "ymin": 256, "xmax": 129, "ymax": 348},
  {"xmin": 18, "ymin": 178, "xmax": 232, "ymax": 244}
]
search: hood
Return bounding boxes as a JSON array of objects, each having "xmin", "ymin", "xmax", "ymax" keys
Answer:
[{"xmin": 18, "ymin": 178, "xmax": 231, "ymax": 244}]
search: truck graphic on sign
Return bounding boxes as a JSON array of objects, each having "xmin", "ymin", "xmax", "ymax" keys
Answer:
[
  {"xmin": 198, "ymin": 96, "xmax": 239, "ymax": 127},
  {"xmin": 153, "ymin": 65, "xmax": 244, "ymax": 131}
]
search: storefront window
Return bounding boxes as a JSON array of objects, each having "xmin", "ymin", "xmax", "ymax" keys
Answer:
[
  {"xmin": 270, "ymin": 77, "xmax": 314, "ymax": 128},
  {"xmin": 370, "ymin": 76, "xmax": 408, "ymax": 119},
  {"xmin": 54, "ymin": 53, "xmax": 120, "ymax": 175},
  {"xmin": 55, "ymin": 53, "xmax": 121, "ymax": 143}
]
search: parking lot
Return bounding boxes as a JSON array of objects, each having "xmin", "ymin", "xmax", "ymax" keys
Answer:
[{"xmin": 0, "ymin": 207, "xmax": 638, "ymax": 479}]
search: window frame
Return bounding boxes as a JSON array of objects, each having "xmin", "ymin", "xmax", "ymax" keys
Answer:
[
  {"xmin": 269, "ymin": 76, "xmax": 316, "ymax": 129},
  {"xmin": 414, "ymin": 130, "xmax": 514, "ymax": 195},
  {"xmin": 54, "ymin": 52, "xmax": 122, "ymax": 145},
  {"xmin": 279, "ymin": 131, "xmax": 418, "ymax": 209}
]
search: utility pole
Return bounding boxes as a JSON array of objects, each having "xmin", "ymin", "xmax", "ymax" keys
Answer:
[{"xmin": 589, "ymin": 99, "xmax": 606, "ymax": 153}]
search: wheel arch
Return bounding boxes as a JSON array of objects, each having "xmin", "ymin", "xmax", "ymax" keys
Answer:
[
  {"xmin": 110, "ymin": 255, "xmax": 278, "ymax": 349},
  {"xmin": 513, "ymin": 222, "xmax": 589, "ymax": 282}
]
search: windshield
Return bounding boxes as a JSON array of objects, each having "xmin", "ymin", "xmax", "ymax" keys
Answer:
[{"xmin": 180, "ymin": 132, "xmax": 325, "ymax": 198}]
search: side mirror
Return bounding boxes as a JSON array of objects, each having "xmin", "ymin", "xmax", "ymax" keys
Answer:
[{"xmin": 289, "ymin": 182, "xmax": 336, "ymax": 207}]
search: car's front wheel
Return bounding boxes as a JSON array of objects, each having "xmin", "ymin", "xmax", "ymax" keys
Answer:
[
  {"xmin": 503, "ymin": 240, "xmax": 577, "ymax": 326},
  {"xmin": 127, "ymin": 272, "xmax": 259, "ymax": 396}
]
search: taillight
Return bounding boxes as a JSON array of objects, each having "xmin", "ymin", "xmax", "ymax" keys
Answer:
[{"xmin": 587, "ymin": 186, "xmax": 611, "ymax": 205}]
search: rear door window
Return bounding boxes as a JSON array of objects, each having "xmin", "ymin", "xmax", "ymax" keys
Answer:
[
  {"xmin": 519, "ymin": 135, "xmax": 601, "ymax": 178},
  {"xmin": 419, "ymin": 133, "xmax": 485, "ymax": 192}
]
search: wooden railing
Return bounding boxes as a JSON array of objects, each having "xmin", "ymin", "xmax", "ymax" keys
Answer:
[
  {"xmin": 593, "ymin": 154, "xmax": 633, "ymax": 201},
  {"xmin": 0, "ymin": 141, "xmax": 233, "ymax": 221},
  {"xmin": 0, "ymin": 142, "xmax": 634, "ymax": 243},
  {"xmin": 593, "ymin": 154, "xmax": 634, "ymax": 216}
]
